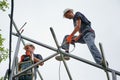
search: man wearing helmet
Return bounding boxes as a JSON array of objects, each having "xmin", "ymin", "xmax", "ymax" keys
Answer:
[{"xmin": 61, "ymin": 8, "xmax": 105, "ymax": 65}]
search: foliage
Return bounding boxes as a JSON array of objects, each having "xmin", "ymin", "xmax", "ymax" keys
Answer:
[
  {"xmin": 0, "ymin": 0, "xmax": 9, "ymax": 79},
  {"xmin": 0, "ymin": 0, "xmax": 9, "ymax": 78},
  {"xmin": 0, "ymin": 33, "xmax": 8, "ymax": 63},
  {"xmin": 0, "ymin": 31, "xmax": 8, "ymax": 79},
  {"xmin": 0, "ymin": 0, "xmax": 9, "ymax": 11},
  {"xmin": 0, "ymin": 0, "xmax": 9, "ymax": 62},
  {"xmin": 0, "ymin": 77, "xmax": 4, "ymax": 80}
]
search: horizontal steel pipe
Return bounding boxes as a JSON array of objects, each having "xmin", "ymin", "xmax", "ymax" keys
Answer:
[{"xmin": 12, "ymin": 32, "xmax": 120, "ymax": 77}]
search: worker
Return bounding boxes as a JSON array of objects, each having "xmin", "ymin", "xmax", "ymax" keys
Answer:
[
  {"xmin": 19, "ymin": 44, "xmax": 43, "ymax": 80},
  {"xmin": 60, "ymin": 8, "xmax": 106, "ymax": 66}
]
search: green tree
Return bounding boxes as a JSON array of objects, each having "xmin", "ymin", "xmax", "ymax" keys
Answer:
[
  {"xmin": 0, "ymin": 77, "xmax": 4, "ymax": 80},
  {"xmin": 0, "ymin": 1, "xmax": 9, "ymax": 79},
  {"xmin": 0, "ymin": 33, "xmax": 8, "ymax": 63},
  {"xmin": 0, "ymin": 0, "xmax": 9, "ymax": 11},
  {"xmin": 0, "ymin": 0, "xmax": 9, "ymax": 63},
  {"xmin": 0, "ymin": 32, "xmax": 8, "ymax": 80}
]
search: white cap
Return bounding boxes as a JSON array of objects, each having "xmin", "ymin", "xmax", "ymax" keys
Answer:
[{"xmin": 63, "ymin": 8, "xmax": 73, "ymax": 16}]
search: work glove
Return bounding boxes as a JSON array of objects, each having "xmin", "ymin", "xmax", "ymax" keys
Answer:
[{"xmin": 66, "ymin": 35, "xmax": 73, "ymax": 44}]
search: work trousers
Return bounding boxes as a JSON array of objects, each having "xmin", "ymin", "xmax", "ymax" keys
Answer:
[{"xmin": 61, "ymin": 32, "xmax": 102, "ymax": 64}]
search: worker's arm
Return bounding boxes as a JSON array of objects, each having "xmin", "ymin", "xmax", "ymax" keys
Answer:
[
  {"xmin": 34, "ymin": 57, "xmax": 44, "ymax": 66},
  {"xmin": 67, "ymin": 18, "xmax": 82, "ymax": 43},
  {"xmin": 71, "ymin": 18, "xmax": 81, "ymax": 36}
]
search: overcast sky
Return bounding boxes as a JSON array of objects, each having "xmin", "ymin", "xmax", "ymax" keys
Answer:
[{"xmin": 0, "ymin": 0, "xmax": 120, "ymax": 80}]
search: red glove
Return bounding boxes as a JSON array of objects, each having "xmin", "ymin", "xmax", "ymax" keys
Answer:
[{"xmin": 66, "ymin": 35, "xmax": 72, "ymax": 44}]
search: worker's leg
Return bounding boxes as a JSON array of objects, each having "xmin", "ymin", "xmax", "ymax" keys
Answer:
[
  {"xmin": 83, "ymin": 32, "xmax": 102, "ymax": 64},
  {"xmin": 61, "ymin": 35, "xmax": 85, "ymax": 52},
  {"xmin": 59, "ymin": 35, "xmax": 76, "ymax": 60}
]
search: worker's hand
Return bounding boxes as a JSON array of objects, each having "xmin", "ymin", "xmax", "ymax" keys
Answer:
[
  {"xmin": 73, "ymin": 37, "xmax": 79, "ymax": 42},
  {"xmin": 73, "ymin": 33, "xmax": 82, "ymax": 42},
  {"xmin": 34, "ymin": 57, "xmax": 44, "ymax": 66},
  {"xmin": 66, "ymin": 35, "xmax": 72, "ymax": 44}
]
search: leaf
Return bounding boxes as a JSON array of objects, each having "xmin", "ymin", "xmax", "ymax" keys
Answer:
[
  {"xmin": 0, "ymin": 0, "xmax": 9, "ymax": 11},
  {"xmin": 0, "ymin": 33, "xmax": 8, "ymax": 63}
]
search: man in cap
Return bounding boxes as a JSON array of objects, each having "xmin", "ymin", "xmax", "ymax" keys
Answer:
[
  {"xmin": 59, "ymin": 8, "xmax": 106, "ymax": 65},
  {"xmin": 19, "ymin": 44, "xmax": 44, "ymax": 80},
  {"xmin": 20, "ymin": 44, "xmax": 44, "ymax": 65}
]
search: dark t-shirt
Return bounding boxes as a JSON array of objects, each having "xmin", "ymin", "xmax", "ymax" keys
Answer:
[
  {"xmin": 33, "ymin": 54, "xmax": 43, "ymax": 63},
  {"xmin": 73, "ymin": 12, "xmax": 93, "ymax": 34},
  {"xmin": 33, "ymin": 54, "xmax": 43, "ymax": 60}
]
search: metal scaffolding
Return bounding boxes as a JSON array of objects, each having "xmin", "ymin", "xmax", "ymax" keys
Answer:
[{"xmin": 4, "ymin": 15, "xmax": 120, "ymax": 80}]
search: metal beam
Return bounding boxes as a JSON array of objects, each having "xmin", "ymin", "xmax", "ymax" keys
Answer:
[
  {"xmin": 12, "ymin": 32, "xmax": 120, "ymax": 77},
  {"xmin": 50, "ymin": 27, "xmax": 73, "ymax": 80},
  {"xmin": 112, "ymin": 71, "xmax": 117, "ymax": 80},
  {"xmin": 36, "ymin": 68, "xmax": 43, "ymax": 80},
  {"xmin": 99, "ymin": 43, "xmax": 110, "ymax": 80},
  {"xmin": 9, "ymin": 35, "xmax": 22, "ymax": 80},
  {"xmin": 8, "ymin": 14, "xmax": 25, "ymax": 46},
  {"xmin": 12, "ymin": 32, "xmax": 58, "ymax": 52}
]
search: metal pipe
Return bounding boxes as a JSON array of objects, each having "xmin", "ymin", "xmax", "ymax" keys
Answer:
[
  {"xmin": 9, "ymin": 35, "xmax": 22, "ymax": 80},
  {"xmin": 60, "ymin": 51, "xmax": 120, "ymax": 76},
  {"xmin": 15, "ymin": 57, "xmax": 18, "ymax": 80},
  {"xmin": 12, "ymin": 32, "xmax": 58, "ymax": 52},
  {"xmin": 58, "ymin": 51, "xmax": 73, "ymax": 80},
  {"xmin": 12, "ymin": 32, "xmax": 120, "ymax": 76},
  {"xmin": 36, "ymin": 68, "xmax": 43, "ymax": 80},
  {"xmin": 50, "ymin": 27, "xmax": 73, "ymax": 80},
  {"xmin": 99, "ymin": 42, "xmax": 110, "ymax": 80},
  {"xmin": 4, "ymin": 69, "xmax": 9, "ymax": 80},
  {"xmin": 112, "ymin": 71, "xmax": 117, "ymax": 80},
  {"xmin": 8, "ymin": 14, "xmax": 25, "ymax": 46}
]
